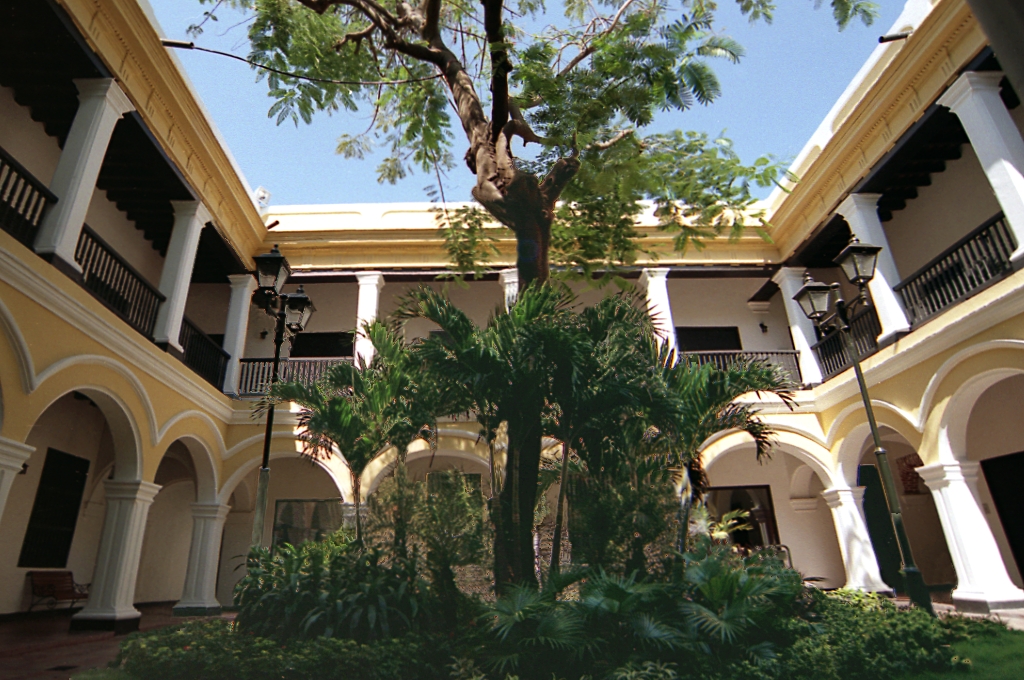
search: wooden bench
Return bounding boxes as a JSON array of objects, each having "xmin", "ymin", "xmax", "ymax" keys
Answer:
[{"xmin": 27, "ymin": 571, "xmax": 89, "ymax": 611}]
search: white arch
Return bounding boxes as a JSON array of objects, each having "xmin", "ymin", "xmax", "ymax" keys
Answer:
[
  {"xmin": 166, "ymin": 434, "xmax": 220, "ymax": 504},
  {"xmin": 35, "ymin": 355, "xmax": 159, "ymax": 448},
  {"xmin": 29, "ymin": 386, "xmax": 145, "ymax": 482},
  {"xmin": 217, "ymin": 449, "xmax": 351, "ymax": 505},
  {"xmin": 702, "ymin": 429, "xmax": 840, "ymax": 490},
  {"xmin": 937, "ymin": 367, "xmax": 1024, "ymax": 465},
  {"xmin": 0, "ymin": 294, "xmax": 35, "ymax": 394},
  {"xmin": 919, "ymin": 339, "xmax": 1024, "ymax": 425},
  {"xmin": 157, "ymin": 410, "xmax": 228, "ymax": 460},
  {"xmin": 364, "ymin": 447, "xmax": 490, "ymax": 495}
]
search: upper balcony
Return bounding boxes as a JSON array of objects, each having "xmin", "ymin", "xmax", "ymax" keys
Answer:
[{"xmin": 0, "ymin": 0, "xmax": 248, "ymax": 393}]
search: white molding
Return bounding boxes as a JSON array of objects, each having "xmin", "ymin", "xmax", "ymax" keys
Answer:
[
  {"xmin": 0, "ymin": 246, "xmax": 235, "ymax": 423},
  {"xmin": 790, "ymin": 497, "xmax": 819, "ymax": 512}
]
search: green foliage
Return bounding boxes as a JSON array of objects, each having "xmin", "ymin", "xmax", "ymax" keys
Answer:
[
  {"xmin": 114, "ymin": 620, "xmax": 455, "ymax": 680},
  {"xmin": 192, "ymin": 0, "xmax": 877, "ymax": 279},
  {"xmin": 234, "ymin": 538, "xmax": 429, "ymax": 642}
]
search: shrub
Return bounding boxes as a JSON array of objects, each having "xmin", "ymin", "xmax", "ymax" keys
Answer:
[
  {"xmin": 234, "ymin": 535, "xmax": 432, "ymax": 642},
  {"xmin": 115, "ymin": 620, "xmax": 455, "ymax": 680}
]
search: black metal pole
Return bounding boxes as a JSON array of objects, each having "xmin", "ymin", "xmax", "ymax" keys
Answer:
[
  {"xmin": 835, "ymin": 298, "xmax": 935, "ymax": 615},
  {"xmin": 250, "ymin": 307, "xmax": 287, "ymax": 548}
]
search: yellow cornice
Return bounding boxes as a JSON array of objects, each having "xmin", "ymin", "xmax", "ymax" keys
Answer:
[
  {"xmin": 56, "ymin": 0, "xmax": 265, "ymax": 267},
  {"xmin": 769, "ymin": 0, "xmax": 987, "ymax": 259}
]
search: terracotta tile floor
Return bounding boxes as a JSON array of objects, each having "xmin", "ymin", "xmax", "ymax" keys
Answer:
[{"xmin": 0, "ymin": 604, "xmax": 232, "ymax": 680}]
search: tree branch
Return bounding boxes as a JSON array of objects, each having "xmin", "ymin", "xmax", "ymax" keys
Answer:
[
  {"xmin": 556, "ymin": 0, "xmax": 637, "ymax": 78},
  {"xmin": 589, "ymin": 128, "xmax": 634, "ymax": 150},
  {"xmin": 484, "ymin": 0, "xmax": 510, "ymax": 144},
  {"xmin": 540, "ymin": 149, "xmax": 581, "ymax": 205}
]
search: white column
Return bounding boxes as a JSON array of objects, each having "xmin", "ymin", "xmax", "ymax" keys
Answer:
[
  {"xmin": 0, "ymin": 438, "xmax": 34, "ymax": 528},
  {"xmin": 939, "ymin": 71, "xmax": 1024, "ymax": 262},
  {"xmin": 639, "ymin": 268, "xmax": 677, "ymax": 354},
  {"xmin": 34, "ymin": 79, "xmax": 135, "ymax": 269},
  {"xmin": 174, "ymin": 503, "xmax": 231, "ymax": 616},
  {"xmin": 835, "ymin": 194, "xmax": 911, "ymax": 343},
  {"xmin": 498, "ymin": 268, "xmax": 519, "ymax": 310},
  {"xmin": 354, "ymin": 271, "xmax": 385, "ymax": 367},
  {"xmin": 223, "ymin": 274, "xmax": 258, "ymax": 395},
  {"xmin": 822, "ymin": 487, "xmax": 892, "ymax": 592},
  {"xmin": 152, "ymin": 202, "xmax": 210, "ymax": 350},
  {"xmin": 917, "ymin": 462, "xmax": 1024, "ymax": 612},
  {"xmin": 72, "ymin": 480, "xmax": 160, "ymax": 631},
  {"xmin": 772, "ymin": 267, "xmax": 824, "ymax": 385}
]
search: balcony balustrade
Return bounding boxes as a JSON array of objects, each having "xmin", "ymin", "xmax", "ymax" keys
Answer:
[
  {"xmin": 179, "ymin": 316, "xmax": 230, "ymax": 389},
  {"xmin": 810, "ymin": 306, "xmax": 881, "ymax": 380},
  {"xmin": 74, "ymin": 225, "xmax": 164, "ymax": 339},
  {"xmin": 894, "ymin": 213, "xmax": 1016, "ymax": 326},
  {"xmin": 0, "ymin": 146, "xmax": 57, "ymax": 248},
  {"xmin": 685, "ymin": 350, "xmax": 803, "ymax": 386},
  {"xmin": 237, "ymin": 357, "xmax": 354, "ymax": 396}
]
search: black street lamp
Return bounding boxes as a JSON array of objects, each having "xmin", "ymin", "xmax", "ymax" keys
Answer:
[
  {"xmin": 249, "ymin": 245, "xmax": 315, "ymax": 548},
  {"xmin": 793, "ymin": 237, "xmax": 934, "ymax": 615}
]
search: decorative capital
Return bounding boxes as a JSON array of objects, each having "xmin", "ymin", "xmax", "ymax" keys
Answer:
[
  {"xmin": 771, "ymin": 266, "xmax": 806, "ymax": 288},
  {"xmin": 73, "ymin": 78, "xmax": 135, "ymax": 116},
  {"xmin": 835, "ymin": 193, "xmax": 883, "ymax": 221},
  {"xmin": 103, "ymin": 479, "xmax": 162, "ymax": 504},
  {"xmin": 355, "ymin": 271, "xmax": 385, "ymax": 291},
  {"xmin": 937, "ymin": 71, "xmax": 1004, "ymax": 113},
  {"xmin": 639, "ymin": 267, "xmax": 670, "ymax": 290}
]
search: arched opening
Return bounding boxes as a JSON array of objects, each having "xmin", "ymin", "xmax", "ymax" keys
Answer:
[
  {"xmin": 965, "ymin": 373, "xmax": 1024, "ymax": 588},
  {"xmin": 854, "ymin": 427, "xmax": 956, "ymax": 596},
  {"xmin": 133, "ymin": 436, "xmax": 218, "ymax": 607},
  {"xmin": 705, "ymin": 443, "xmax": 845, "ymax": 588},
  {"xmin": 216, "ymin": 455, "xmax": 344, "ymax": 604},
  {"xmin": 0, "ymin": 390, "xmax": 140, "ymax": 614}
]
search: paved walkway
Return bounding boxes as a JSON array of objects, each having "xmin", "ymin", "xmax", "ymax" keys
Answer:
[{"xmin": 0, "ymin": 604, "xmax": 232, "ymax": 680}]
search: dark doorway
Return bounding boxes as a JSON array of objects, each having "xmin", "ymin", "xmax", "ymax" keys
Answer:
[
  {"xmin": 18, "ymin": 449, "xmax": 90, "ymax": 568},
  {"xmin": 675, "ymin": 326, "xmax": 742, "ymax": 351},
  {"xmin": 705, "ymin": 485, "xmax": 780, "ymax": 548},
  {"xmin": 980, "ymin": 450, "xmax": 1024, "ymax": 578},
  {"xmin": 858, "ymin": 464, "xmax": 903, "ymax": 593}
]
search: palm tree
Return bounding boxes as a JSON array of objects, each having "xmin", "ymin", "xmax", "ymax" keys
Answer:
[
  {"xmin": 398, "ymin": 284, "xmax": 576, "ymax": 589},
  {"xmin": 268, "ymin": 322, "xmax": 437, "ymax": 543}
]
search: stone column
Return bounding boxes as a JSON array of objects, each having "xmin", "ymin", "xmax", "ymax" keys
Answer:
[
  {"xmin": 917, "ymin": 462, "xmax": 1024, "ymax": 612},
  {"xmin": 772, "ymin": 267, "xmax": 824, "ymax": 385},
  {"xmin": 835, "ymin": 194, "xmax": 911, "ymax": 343},
  {"xmin": 34, "ymin": 79, "xmax": 134, "ymax": 271},
  {"xmin": 639, "ymin": 268, "xmax": 676, "ymax": 353},
  {"xmin": 174, "ymin": 503, "xmax": 231, "ymax": 616},
  {"xmin": 71, "ymin": 480, "xmax": 161, "ymax": 633},
  {"xmin": 938, "ymin": 71, "xmax": 1024, "ymax": 263},
  {"xmin": 354, "ymin": 271, "xmax": 385, "ymax": 367},
  {"xmin": 152, "ymin": 202, "xmax": 210, "ymax": 351},
  {"xmin": 498, "ymin": 268, "xmax": 519, "ymax": 310},
  {"xmin": 0, "ymin": 438, "xmax": 34, "ymax": 529},
  {"xmin": 822, "ymin": 487, "xmax": 892, "ymax": 592},
  {"xmin": 222, "ymin": 274, "xmax": 258, "ymax": 395}
]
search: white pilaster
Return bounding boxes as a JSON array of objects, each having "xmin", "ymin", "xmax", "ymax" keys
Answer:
[
  {"xmin": 0, "ymin": 438, "xmax": 34, "ymax": 529},
  {"xmin": 354, "ymin": 271, "xmax": 385, "ymax": 367},
  {"xmin": 223, "ymin": 274, "xmax": 258, "ymax": 395},
  {"xmin": 498, "ymin": 268, "xmax": 519, "ymax": 310},
  {"xmin": 72, "ymin": 480, "xmax": 161, "ymax": 629},
  {"xmin": 174, "ymin": 503, "xmax": 231, "ymax": 616},
  {"xmin": 772, "ymin": 267, "xmax": 824, "ymax": 385},
  {"xmin": 639, "ymin": 268, "xmax": 676, "ymax": 354},
  {"xmin": 34, "ymin": 79, "xmax": 135, "ymax": 269},
  {"xmin": 152, "ymin": 202, "xmax": 210, "ymax": 350},
  {"xmin": 938, "ymin": 71, "xmax": 1024, "ymax": 262},
  {"xmin": 835, "ymin": 194, "xmax": 911, "ymax": 342},
  {"xmin": 917, "ymin": 462, "xmax": 1024, "ymax": 612},
  {"xmin": 822, "ymin": 487, "xmax": 892, "ymax": 592}
]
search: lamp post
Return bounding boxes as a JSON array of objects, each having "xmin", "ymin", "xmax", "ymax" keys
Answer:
[
  {"xmin": 249, "ymin": 245, "xmax": 315, "ymax": 548},
  {"xmin": 793, "ymin": 238, "xmax": 934, "ymax": 615}
]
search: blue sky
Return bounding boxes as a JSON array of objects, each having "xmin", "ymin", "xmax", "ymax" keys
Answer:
[{"xmin": 148, "ymin": 1, "xmax": 905, "ymax": 206}]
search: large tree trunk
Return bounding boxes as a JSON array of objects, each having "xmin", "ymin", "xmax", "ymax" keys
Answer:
[{"xmin": 494, "ymin": 409, "xmax": 543, "ymax": 591}]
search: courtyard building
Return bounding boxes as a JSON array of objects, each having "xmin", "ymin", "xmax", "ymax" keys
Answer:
[{"xmin": 2, "ymin": 0, "xmax": 1024, "ymax": 632}]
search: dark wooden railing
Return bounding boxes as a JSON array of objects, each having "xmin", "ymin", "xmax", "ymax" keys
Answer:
[
  {"xmin": 811, "ymin": 306, "xmax": 881, "ymax": 380},
  {"xmin": 894, "ymin": 213, "xmax": 1016, "ymax": 325},
  {"xmin": 179, "ymin": 317, "xmax": 230, "ymax": 389},
  {"xmin": 685, "ymin": 350, "xmax": 803, "ymax": 385},
  {"xmin": 74, "ymin": 225, "xmax": 164, "ymax": 338},
  {"xmin": 0, "ymin": 146, "xmax": 57, "ymax": 248},
  {"xmin": 238, "ymin": 357, "xmax": 354, "ymax": 396}
]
